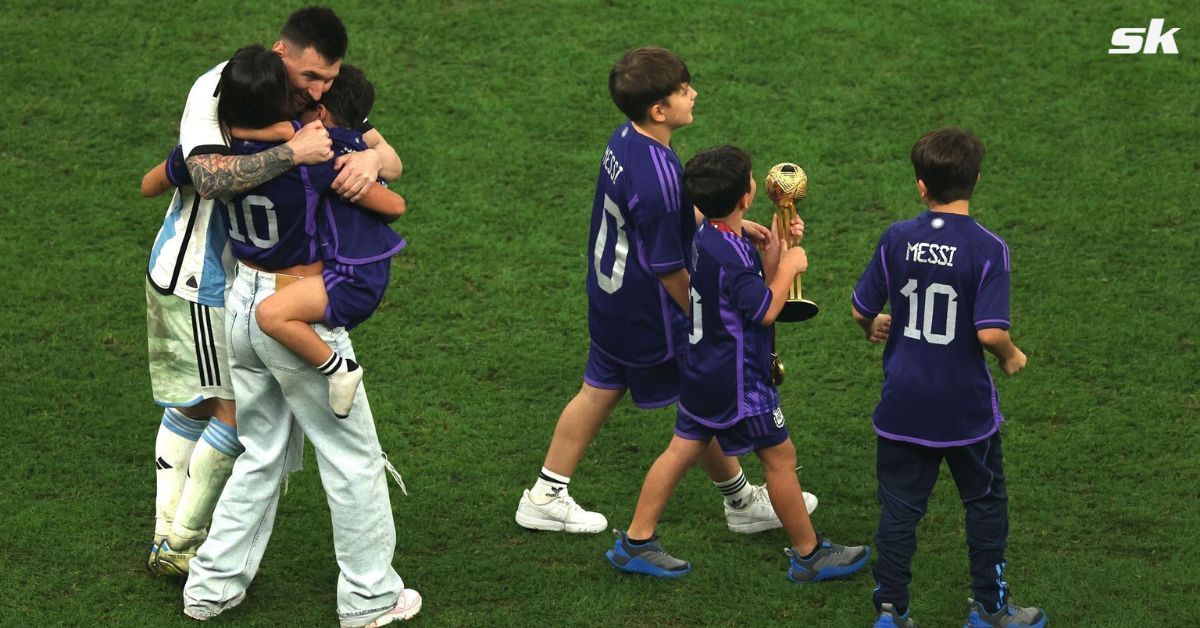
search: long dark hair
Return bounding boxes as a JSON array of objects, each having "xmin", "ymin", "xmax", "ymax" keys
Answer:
[{"xmin": 216, "ymin": 44, "xmax": 293, "ymax": 144}]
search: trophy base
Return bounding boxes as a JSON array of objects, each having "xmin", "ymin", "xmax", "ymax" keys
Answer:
[{"xmin": 777, "ymin": 299, "xmax": 820, "ymax": 323}]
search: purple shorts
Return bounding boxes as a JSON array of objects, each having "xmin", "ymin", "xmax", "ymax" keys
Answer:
[
  {"xmin": 675, "ymin": 407, "xmax": 790, "ymax": 456},
  {"xmin": 322, "ymin": 260, "xmax": 391, "ymax": 331},
  {"xmin": 583, "ymin": 343, "xmax": 679, "ymax": 409}
]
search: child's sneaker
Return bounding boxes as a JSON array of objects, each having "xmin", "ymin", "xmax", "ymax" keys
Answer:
[
  {"xmin": 964, "ymin": 598, "xmax": 1046, "ymax": 628},
  {"xmin": 152, "ymin": 538, "xmax": 196, "ymax": 577},
  {"xmin": 328, "ymin": 363, "xmax": 364, "ymax": 418},
  {"xmin": 515, "ymin": 488, "xmax": 607, "ymax": 533},
  {"xmin": 605, "ymin": 529, "xmax": 691, "ymax": 578},
  {"xmin": 875, "ymin": 603, "xmax": 916, "ymax": 627},
  {"xmin": 725, "ymin": 485, "xmax": 818, "ymax": 534},
  {"xmin": 784, "ymin": 534, "xmax": 871, "ymax": 583}
]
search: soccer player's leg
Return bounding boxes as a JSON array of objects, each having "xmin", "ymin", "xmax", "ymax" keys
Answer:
[
  {"xmin": 871, "ymin": 436, "xmax": 940, "ymax": 617},
  {"xmin": 256, "ymin": 274, "xmax": 363, "ymax": 418},
  {"xmin": 145, "ymin": 281, "xmax": 232, "ymax": 571},
  {"xmin": 516, "ymin": 344, "xmax": 624, "ymax": 533},
  {"xmin": 607, "ymin": 430, "xmax": 707, "ymax": 578},
  {"xmin": 157, "ymin": 402, "xmax": 244, "ymax": 577}
]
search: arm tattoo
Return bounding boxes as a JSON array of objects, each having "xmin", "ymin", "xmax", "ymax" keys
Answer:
[{"xmin": 186, "ymin": 144, "xmax": 296, "ymax": 199}]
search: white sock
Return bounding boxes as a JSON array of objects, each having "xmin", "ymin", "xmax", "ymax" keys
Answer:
[
  {"xmin": 530, "ymin": 467, "xmax": 570, "ymax": 505},
  {"xmin": 154, "ymin": 408, "xmax": 208, "ymax": 542},
  {"xmin": 317, "ymin": 352, "xmax": 359, "ymax": 376},
  {"xmin": 714, "ymin": 469, "xmax": 754, "ymax": 509},
  {"xmin": 167, "ymin": 419, "xmax": 243, "ymax": 550}
]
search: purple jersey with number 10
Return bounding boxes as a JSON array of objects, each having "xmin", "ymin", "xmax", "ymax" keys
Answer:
[
  {"xmin": 678, "ymin": 222, "xmax": 779, "ymax": 427},
  {"xmin": 852, "ymin": 210, "xmax": 1012, "ymax": 447},
  {"xmin": 586, "ymin": 122, "xmax": 694, "ymax": 367},
  {"xmin": 222, "ymin": 121, "xmax": 332, "ymax": 270}
]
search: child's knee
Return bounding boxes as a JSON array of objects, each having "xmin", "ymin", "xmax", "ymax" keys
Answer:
[
  {"xmin": 255, "ymin": 297, "xmax": 283, "ymax": 333},
  {"xmin": 759, "ymin": 439, "xmax": 797, "ymax": 472}
]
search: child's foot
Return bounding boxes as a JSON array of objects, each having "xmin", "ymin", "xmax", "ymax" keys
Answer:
[
  {"xmin": 327, "ymin": 361, "xmax": 364, "ymax": 418},
  {"xmin": 725, "ymin": 484, "xmax": 818, "ymax": 534},
  {"xmin": 875, "ymin": 603, "xmax": 915, "ymax": 627},
  {"xmin": 784, "ymin": 534, "xmax": 871, "ymax": 583},
  {"xmin": 515, "ymin": 488, "xmax": 607, "ymax": 533},
  {"xmin": 605, "ymin": 530, "xmax": 691, "ymax": 578},
  {"xmin": 964, "ymin": 598, "xmax": 1046, "ymax": 628}
]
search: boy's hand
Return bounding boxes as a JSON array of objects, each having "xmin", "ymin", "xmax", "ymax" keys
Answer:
[
  {"xmin": 742, "ymin": 219, "xmax": 771, "ymax": 244},
  {"xmin": 761, "ymin": 215, "xmax": 783, "ymax": 273},
  {"xmin": 999, "ymin": 347, "xmax": 1027, "ymax": 375},
  {"xmin": 333, "ymin": 149, "xmax": 383, "ymax": 202},
  {"xmin": 867, "ymin": 314, "xmax": 891, "ymax": 344},
  {"xmin": 287, "ymin": 120, "xmax": 333, "ymax": 165},
  {"xmin": 780, "ymin": 245, "xmax": 808, "ymax": 276},
  {"xmin": 789, "ymin": 215, "xmax": 805, "ymax": 243}
]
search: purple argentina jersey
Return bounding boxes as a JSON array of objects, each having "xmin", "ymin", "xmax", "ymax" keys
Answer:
[
  {"xmin": 852, "ymin": 210, "xmax": 1012, "ymax": 446},
  {"xmin": 317, "ymin": 127, "xmax": 406, "ymax": 266},
  {"xmin": 678, "ymin": 222, "xmax": 779, "ymax": 428},
  {"xmin": 587, "ymin": 122, "xmax": 694, "ymax": 366},
  {"xmin": 222, "ymin": 121, "xmax": 337, "ymax": 270}
]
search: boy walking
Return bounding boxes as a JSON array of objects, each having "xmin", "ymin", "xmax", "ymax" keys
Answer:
[
  {"xmin": 516, "ymin": 48, "xmax": 812, "ymax": 535},
  {"xmin": 852, "ymin": 128, "xmax": 1046, "ymax": 627},
  {"xmin": 606, "ymin": 146, "xmax": 869, "ymax": 582}
]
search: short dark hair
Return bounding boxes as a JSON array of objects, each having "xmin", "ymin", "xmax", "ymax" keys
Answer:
[
  {"xmin": 911, "ymin": 127, "xmax": 985, "ymax": 204},
  {"xmin": 609, "ymin": 47, "xmax": 690, "ymax": 123},
  {"xmin": 217, "ymin": 44, "xmax": 293, "ymax": 143},
  {"xmin": 321, "ymin": 64, "xmax": 375, "ymax": 131},
  {"xmin": 280, "ymin": 6, "xmax": 348, "ymax": 62},
  {"xmin": 683, "ymin": 145, "xmax": 752, "ymax": 219}
]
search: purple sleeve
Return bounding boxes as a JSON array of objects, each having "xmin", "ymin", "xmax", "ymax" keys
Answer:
[
  {"xmin": 305, "ymin": 159, "xmax": 338, "ymax": 195},
  {"xmin": 629, "ymin": 167, "xmax": 686, "ymax": 274},
  {"xmin": 974, "ymin": 244, "xmax": 1011, "ymax": 330},
  {"xmin": 164, "ymin": 145, "xmax": 190, "ymax": 187},
  {"xmin": 727, "ymin": 267, "xmax": 772, "ymax": 324},
  {"xmin": 851, "ymin": 233, "xmax": 890, "ymax": 318}
]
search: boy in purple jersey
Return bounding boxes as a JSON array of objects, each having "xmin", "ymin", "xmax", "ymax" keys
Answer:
[
  {"xmin": 607, "ymin": 146, "xmax": 870, "ymax": 583},
  {"xmin": 246, "ymin": 65, "xmax": 409, "ymax": 419},
  {"xmin": 517, "ymin": 47, "xmax": 810, "ymax": 535},
  {"xmin": 851, "ymin": 128, "xmax": 1044, "ymax": 628}
]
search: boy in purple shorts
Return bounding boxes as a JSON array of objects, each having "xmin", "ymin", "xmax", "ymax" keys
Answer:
[
  {"xmin": 516, "ymin": 47, "xmax": 813, "ymax": 535},
  {"xmin": 852, "ymin": 128, "xmax": 1045, "ymax": 628},
  {"xmin": 606, "ymin": 145, "xmax": 870, "ymax": 582}
]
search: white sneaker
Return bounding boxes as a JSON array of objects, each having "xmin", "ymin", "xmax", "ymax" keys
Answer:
[
  {"xmin": 341, "ymin": 589, "xmax": 422, "ymax": 627},
  {"xmin": 725, "ymin": 485, "xmax": 818, "ymax": 534},
  {"xmin": 515, "ymin": 488, "xmax": 607, "ymax": 533},
  {"xmin": 329, "ymin": 365, "xmax": 365, "ymax": 418}
]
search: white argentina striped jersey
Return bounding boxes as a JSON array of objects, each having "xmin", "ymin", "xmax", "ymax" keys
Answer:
[{"xmin": 147, "ymin": 62, "xmax": 234, "ymax": 307}]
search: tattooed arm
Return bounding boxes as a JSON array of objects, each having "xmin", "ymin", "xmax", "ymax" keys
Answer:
[{"xmin": 186, "ymin": 120, "xmax": 334, "ymax": 200}]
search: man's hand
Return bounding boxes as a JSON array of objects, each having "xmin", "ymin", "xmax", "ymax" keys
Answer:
[
  {"xmin": 286, "ymin": 120, "xmax": 333, "ymax": 165},
  {"xmin": 867, "ymin": 314, "xmax": 892, "ymax": 344},
  {"xmin": 999, "ymin": 347, "xmax": 1028, "ymax": 376},
  {"xmin": 333, "ymin": 149, "xmax": 383, "ymax": 203}
]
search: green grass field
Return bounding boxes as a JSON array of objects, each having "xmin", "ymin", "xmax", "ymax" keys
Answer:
[{"xmin": 1, "ymin": 1, "xmax": 1197, "ymax": 625}]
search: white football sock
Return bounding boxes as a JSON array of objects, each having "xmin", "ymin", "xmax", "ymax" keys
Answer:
[
  {"xmin": 167, "ymin": 419, "xmax": 243, "ymax": 550},
  {"xmin": 154, "ymin": 408, "xmax": 207, "ymax": 541}
]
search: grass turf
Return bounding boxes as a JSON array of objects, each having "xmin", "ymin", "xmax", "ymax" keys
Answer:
[{"xmin": 0, "ymin": 1, "xmax": 1196, "ymax": 625}]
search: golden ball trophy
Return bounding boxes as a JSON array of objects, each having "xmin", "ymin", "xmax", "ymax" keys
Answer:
[{"xmin": 764, "ymin": 162, "xmax": 817, "ymax": 385}]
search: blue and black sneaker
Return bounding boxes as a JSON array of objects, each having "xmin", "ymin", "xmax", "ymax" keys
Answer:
[
  {"xmin": 784, "ymin": 533, "xmax": 870, "ymax": 583},
  {"xmin": 605, "ymin": 529, "xmax": 691, "ymax": 578},
  {"xmin": 875, "ymin": 603, "xmax": 916, "ymax": 627},
  {"xmin": 964, "ymin": 597, "xmax": 1046, "ymax": 628}
]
